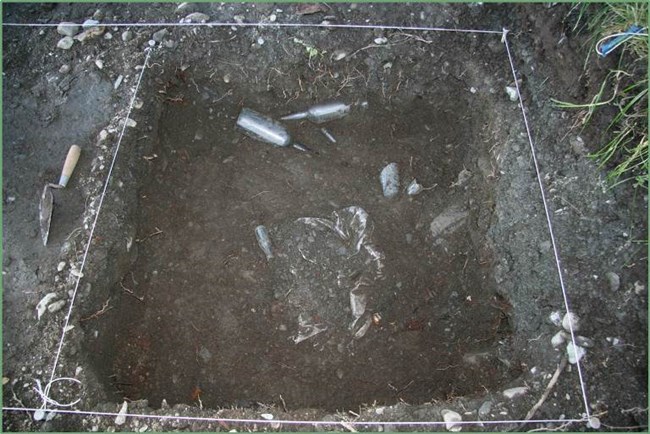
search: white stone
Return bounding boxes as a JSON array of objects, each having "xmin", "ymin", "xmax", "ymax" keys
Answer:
[
  {"xmin": 125, "ymin": 119, "xmax": 137, "ymax": 128},
  {"xmin": 115, "ymin": 401, "xmax": 128, "ymax": 425},
  {"xmin": 47, "ymin": 300, "xmax": 66, "ymax": 313},
  {"xmin": 380, "ymin": 163, "xmax": 399, "ymax": 198},
  {"xmin": 36, "ymin": 293, "xmax": 58, "ymax": 320},
  {"xmin": 257, "ymin": 37, "xmax": 265, "ymax": 45},
  {"xmin": 104, "ymin": 32, "xmax": 113, "ymax": 40},
  {"xmin": 57, "ymin": 262, "xmax": 66, "ymax": 272},
  {"xmin": 549, "ymin": 311, "xmax": 562, "ymax": 327},
  {"xmin": 260, "ymin": 413, "xmax": 273, "ymax": 420},
  {"xmin": 588, "ymin": 416, "xmax": 601, "ymax": 429},
  {"xmin": 333, "ymin": 50, "xmax": 347, "ymax": 61},
  {"xmin": 374, "ymin": 37, "xmax": 388, "ymax": 45},
  {"xmin": 57, "ymin": 36, "xmax": 74, "ymax": 50},
  {"xmin": 114, "ymin": 75, "xmax": 124, "ymax": 90},
  {"xmin": 551, "ymin": 330, "xmax": 566, "ymax": 348},
  {"xmin": 505, "ymin": 86, "xmax": 518, "ymax": 102},
  {"xmin": 503, "ymin": 386, "xmax": 528, "ymax": 399},
  {"xmin": 562, "ymin": 312, "xmax": 580, "ymax": 332},
  {"xmin": 567, "ymin": 342, "xmax": 586, "ymax": 364},
  {"xmin": 407, "ymin": 179, "xmax": 423, "ymax": 196},
  {"xmin": 184, "ymin": 12, "xmax": 210, "ymax": 23},
  {"xmin": 95, "ymin": 59, "xmax": 104, "ymax": 69},
  {"xmin": 82, "ymin": 19, "xmax": 100, "ymax": 29},
  {"xmin": 57, "ymin": 22, "xmax": 80, "ymax": 37},
  {"xmin": 269, "ymin": 14, "xmax": 277, "ymax": 22},
  {"xmin": 121, "ymin": 30, "xmax": 133, "ymax": 42},
  {"xmin": 441, "ymin": 409, "xmax": 462, "ymax": 432}
]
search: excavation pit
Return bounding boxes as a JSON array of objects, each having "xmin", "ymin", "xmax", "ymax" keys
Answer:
[{"xmin": 82, "ymin": 29, "xmax": 524, "ymax": 413}]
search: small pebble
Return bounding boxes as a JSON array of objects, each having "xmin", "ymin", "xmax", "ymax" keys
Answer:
[
  {"xmin": 269, "ymin": 14, "xmax": 277, "ymax": 22},
  {"xmin": 551, "ymin": 330, "xmax": 566, "ymax": 348},
  {"xmin": 549, "ymin": 311, "xmax": 562, "ymax": 327},
  {"xmin": 59, "ymin": 64, "xmax": 71, "ymax": 74},
  {"xmin": 184, "ymin": 12, "xmax": 210, "ymax": 23},
  {"xmin": 562, "ymin": 312, "xmax": 580, "ymax": 332},
  {"xmin": 441, "ymin": 409, "xmax": 462, "ymax": 432},
  {"xmin": 567, "ymin": 341, "xmax": 586, "ymax": 364},
  {"xmin": 95, "ymin": 59, "xmax": 104, "ymax": 69},
  {"xmin": 82, "ymin": 19, "xmax": 100, "ymax": 29},
  {"xmin": 57, "ymin": 262, "xmax": 66, "ymax": 272},
  {"xmin": 57, "ymin": 36, "xmax": 74, "ymax": 50},
  {"xmin": 374, "ymin": 37, "xmax": 388, "ymax": 45},
  {"xmin": 57, "ymin": 22, "xmax": 80, "ymax": 37},
  {"xmin": 115, "ymin": 401, "xmax": 128, "ymax": 425},
  {"xmin": 333, "ymin": 50, "xmax": 347, "ymax": 61},
  {"xmin": 260, "ymin": 413, "xmax": 273, "ymax": 420},
  {"xmin": 634, "ymin": 281, "xmax": 645, "ymax": 295},
  {"xmin": 470, "ymin": 87, "xmax": 477, "ymax": 94},
  {"xmin": 257, "ymin": 37, "xmax": 265, "ymax": 45},
  {"xmin": 478, "ymin": 401, "xmax": 492, "ymax": 417},
  {"xmin": 114, "ymin": 75, "xmax": 124, "ymax": 89},
  {"xmin": 380, "ymin": 163, "xmax": 399, "ymax": 198},
  {"xmin": 575, "ymin": 335, "xmax": 595, "ymax": 348},
  {"xmin": 125, "ymin": 119, "xmax": 137, "ymax": 128},
  {"xmin": 47, "ymin": 300, "xmax": 66, "ymax": 313},
  {"xmin": 121, "ymin": 30, "xmax": 133, "ymax": 42},
  {"xmin": 505, "ymin": 86, "xmax": 518, "ymax": 102},
  {"xmin": 223, "ymin": 74, "xmax": 231, "ymax": 83},
  {"xmin": 407, "ymin": 179, "xmax": 423, "ymax": 196},
  {"xmin": 104, "ymin": 32, "xmax": 112, "ymax": 40},
  {"xmin": 152, "ymin": 28, "xmax": 168, "ymax": 42},
  {"xmin": 502, "ymin": 386, "xmax": 528, "ymax": 399}
]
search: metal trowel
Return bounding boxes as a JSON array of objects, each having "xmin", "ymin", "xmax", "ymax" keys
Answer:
[{"xmin": 39, "ymin": 145, "xmax": 81, "ymax": 246}]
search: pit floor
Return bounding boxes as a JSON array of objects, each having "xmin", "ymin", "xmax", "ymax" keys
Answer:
[{"xmin": 90, "ymin": 32, "xmax": 518, "ymax": 411}]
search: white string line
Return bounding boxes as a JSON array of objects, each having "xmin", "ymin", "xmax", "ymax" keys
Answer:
[
  {"xmin": 2, "ymin": 20, "xmax": 503, "ymax": 34},
  {"xmin": 40, "ymin": 47, "xmax": 154, "ymax": 411},
  {"xmin": 502, "ymin": 30, "xmax": 592, "ymax": 419},
  {"xmin": 1, "ymin": 406, "xmax": 586, "ymax": 427}
]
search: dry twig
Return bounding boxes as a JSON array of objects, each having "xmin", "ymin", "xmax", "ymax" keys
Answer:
[
  {"xmin": 525, "ymin": 357, "xmax": 568, "ymax": 420},
  {"xmin": 80, "ymin": 298, "xmax": 112, "ymax": 322}
]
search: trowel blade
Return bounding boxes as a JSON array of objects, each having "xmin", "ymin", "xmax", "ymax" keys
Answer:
[{"xmin": 39, "ymin": 185, "xmax": 54, "ymax": 246}]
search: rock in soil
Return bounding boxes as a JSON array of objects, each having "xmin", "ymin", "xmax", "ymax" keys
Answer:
[
  {"xmin": 121, "ymin": 30, "xmax": 133, "ymax": 42},
  {"xmin": 502, "ymin": 386, "xmax": 528, "ymax": 399},
  {"xmin": 152, "ymin": 29, "xmax": 169, "ymax": 42},
  {"xmin": 57, "ymin": 22, "xmax": 80, "ymax": 37},
  {"xmin": 57, "ymin": 36, "xmax": 74, "ymax": 50},
  {"xmin": 184, "ymin": 12, "xmax": 210, "ymax": 23},
  {"xmin": 441, "ymin": 409, "xmax": 462, "ymax": 432}
]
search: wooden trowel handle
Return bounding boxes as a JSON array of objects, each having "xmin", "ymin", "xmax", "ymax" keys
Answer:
[{"xmin": 58, "ymin": 145, "xmax": 81, "ymax": 187}]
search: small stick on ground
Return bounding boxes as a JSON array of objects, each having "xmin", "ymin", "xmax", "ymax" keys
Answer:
[
  {"xmin": 80, "ymin": 298, "xmax": 112, "ymax": 322},
  {"xmin": 524, "ymin": 356, "xmax": 568, "ymax": 420},
  {"xmin": 279, "ymin": 394, "xmax": 288, "ymax": 413},
  {"xmin": 120, "ymin": 277, "xmax": 144, "ymax": 303},
  {"xmin": 136, "ymin": 227, "xmax": 163, "ymax": 243}
]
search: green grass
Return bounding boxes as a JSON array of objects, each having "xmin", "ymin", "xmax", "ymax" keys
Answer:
[{"xmin": 558, "ymin": 2, "xmax": 648, "ymax": 189}]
